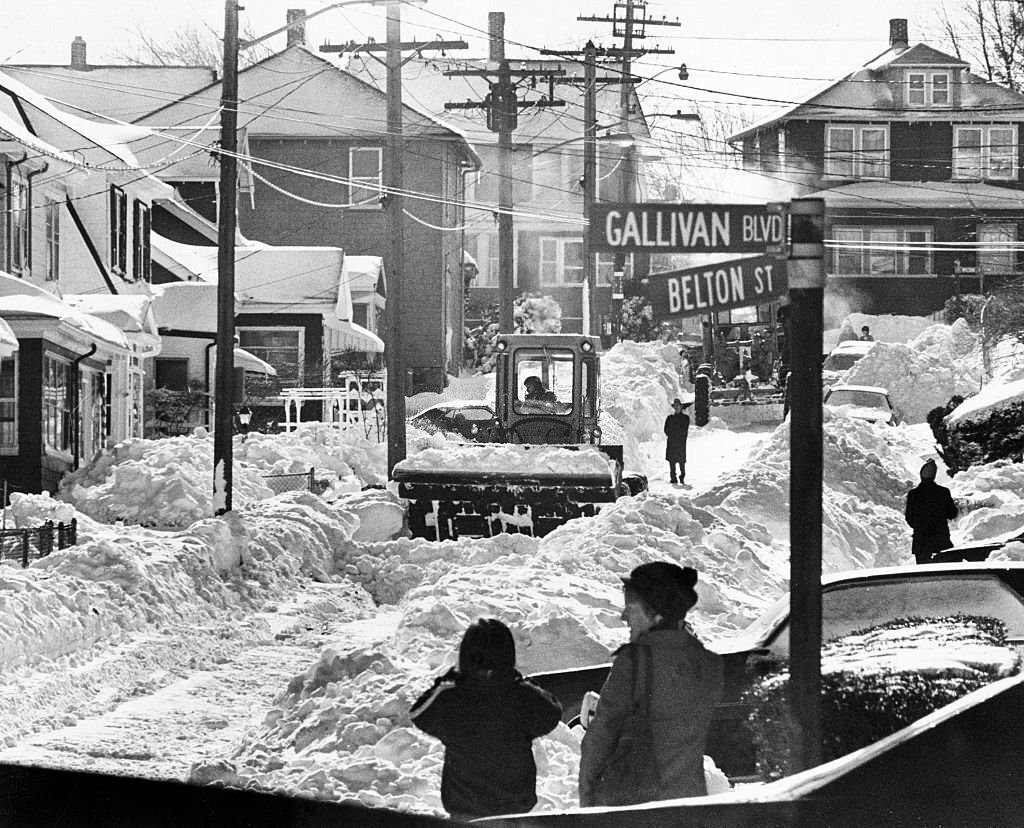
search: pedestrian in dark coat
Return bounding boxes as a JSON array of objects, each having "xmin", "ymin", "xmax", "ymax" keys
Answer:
[
  {"xmin": 409, "ymin": 618, "xmax": 562, "ymax": 821},
  {"xmin": 579, "ymin": 562, "xmax": 723, "ymax": 806},
  {"xmin": 664, "ymin": 398, "xmax": 691, "ymax": 485},
  {"xmin": 905, "ymin": 459, "xmax": 958, "ymax": 564}
]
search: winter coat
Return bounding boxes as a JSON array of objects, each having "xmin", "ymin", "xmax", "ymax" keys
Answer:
[
  {"xmin": 578, "ymin": 627, "xmax": 723, "ymax": 806},
  {"xmin": 905, "ymin": 480, "xmax": 958, "ymax": 562},
  {"xmin": 664, "ymin": 412, "xmax": 691, "ymax": 462},
  {"xmin": 409, "ymin": 668, "xmax": 562, "ymax": 819}
]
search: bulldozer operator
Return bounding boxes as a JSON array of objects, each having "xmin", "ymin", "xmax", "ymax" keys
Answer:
[{"xmin": 523, "ymin": 375, "xmax": 557, "ymax": 403}]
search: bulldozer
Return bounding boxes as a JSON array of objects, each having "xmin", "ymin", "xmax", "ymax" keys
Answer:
[{"xmin": 392, "ymin": 333, "xmax": 647, "ymax": 540}]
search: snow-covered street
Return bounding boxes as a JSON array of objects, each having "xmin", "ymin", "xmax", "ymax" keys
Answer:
[{"xmin": 1, "ymin": 325, "xmax": 1023, "ymax": 819}]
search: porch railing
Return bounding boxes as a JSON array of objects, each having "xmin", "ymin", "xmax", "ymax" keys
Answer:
[{"xmin": 0, "ymin": 519, "xmax": 78, "ymax": 568}]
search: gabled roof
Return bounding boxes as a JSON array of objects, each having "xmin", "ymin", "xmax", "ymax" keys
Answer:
[{"xmin": 729, "ymin": 37, "xmax": 1024, "ymax": 142}]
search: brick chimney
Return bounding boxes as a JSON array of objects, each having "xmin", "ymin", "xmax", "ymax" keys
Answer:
[
  {"xmin": 70, "ymin": 36, "xmax": 87, "ymax": 69},
  {"xmin": 488, "ymin": 12, "xmax": 505, "ymax": 63},
  {"xmin": 286, "ymin": 9, "xmax": 306, "ymax": 47},
  {"xmin": 889, "ymin": 18, "xmax": 908, "ymax": 50}
]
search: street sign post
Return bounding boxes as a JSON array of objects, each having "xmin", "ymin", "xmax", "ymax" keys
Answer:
[
  {"xmin": 589, "ymin": 202, "xmax": 786, "ymax": 253},
  {"xmin": 646, "ymin": 254, "xmax": 787, "ymax": 319}
]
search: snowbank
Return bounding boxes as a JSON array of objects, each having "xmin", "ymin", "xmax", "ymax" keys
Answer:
[{"xmin": 946, "ymin": 375, "xmax": 1024, "ymax": 426}]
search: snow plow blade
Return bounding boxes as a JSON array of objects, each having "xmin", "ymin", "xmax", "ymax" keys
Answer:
[{"xmin": 393, "ymin": 444, "xmax": 628, "ymax": 540}]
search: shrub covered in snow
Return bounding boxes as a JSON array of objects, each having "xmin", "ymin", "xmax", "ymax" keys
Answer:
[{"xmin": 745, "ymin": 615, "xmax": 1020, "ymax": 780}]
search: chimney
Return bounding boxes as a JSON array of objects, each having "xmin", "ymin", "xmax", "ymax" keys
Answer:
[
  {"xmin": 889, "ymin": 18, "xmax": 909, "ymax": 50},
  {"xmin": 286, "ymin": 9, "xmax": 306, "ymax": 48},
  {"xmin": 70, "ymin": 36, "xmax": 87, "ymax": 70},
  {"xmin": 488, "ymin": 12, "xmax": 505, "ymax": 63}
]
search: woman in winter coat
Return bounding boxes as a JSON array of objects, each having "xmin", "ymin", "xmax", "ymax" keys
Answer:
[
  {"xmin": 579, "ymin": 562, "xmax": 723, "ymax": 806},
  {"xmin": 410, "ymin": 618, "xmax": 562, "ymax": 820}
]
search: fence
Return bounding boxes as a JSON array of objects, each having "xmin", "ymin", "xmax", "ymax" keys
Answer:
[
  {"xmin": 0, "ymin": 519, "xmax": 78, "ymax": 568},
  {"xmin": 262, "ymin": 468, "xmax": 329, "ymax": 496}
]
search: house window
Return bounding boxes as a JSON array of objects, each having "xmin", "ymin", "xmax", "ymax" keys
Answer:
[
  {"xmin": 7, "ymin": 170, "xmax": 30, "ymax": 275},
  {"xmin": 133, "ymin": 200, "xmax": 151, "ymax": 282},
  {"xmin": 349, "ymin": 147, "xmax": 383, "ymax": 209},
  {"xmin": 43, "ymin": 355, "xmax": 72, "ymax": 455},
  {"xmin": 907, "ymin": 72, "xmax": 950, "ymax": 107},
  {"xmin": 81, "ymin": 369, "xmax": 109, "ymax": 462},
  {"xmin": 154, "ymin": 358, "xmax": 189, "ymax": 391},
  {"xmin": 596, "ymin": 252, "xmax": 634, "ymax": 286},
  {"xmin": 467, "ymin": 232, "xmax": 502, "ymax": 288},
  {"xmin": 978, "ymin": 223, "xmax": 1017, "ymax": 275},
  {"xmin": 825, "ymin": 125, "xmax": 889, "ymax": 179},
  {"xmin": 237, "ymin": 327, "xmax": 305, "ymax": 389},
  {"xmin": 44, "ymin": 198, "xmax": 60, "ymax": 281},
  {"xmin": 109, "ymin": 185, "xmax": 128, "ymax": 274},
  {"xmin": 0, "ymin": 355, "xmax": 16, "ymax": 451},
  {"xmin": 954, "ymin": 126, "xmax": 1017, "ymax": 180},
  {"xmin": 831, "ymin": 226, "xmax": 933, "ymax": 276},
  {"xmin": 539, "ymin": 237, "xmax": 583, "ymax": 285}
]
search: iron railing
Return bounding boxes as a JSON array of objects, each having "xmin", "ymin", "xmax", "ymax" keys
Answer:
[
  {"xmin": 262, "ymin": 468, "xmax": 329, "ymax": 496},
  {"xmin": 0, "ymin": 519, "xmax": 78, "ymax": 568}
]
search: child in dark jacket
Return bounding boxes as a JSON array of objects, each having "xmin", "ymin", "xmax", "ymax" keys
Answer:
[{"xmin": 409, "ymin": 618, "xmax": 562, "ymax": 820}]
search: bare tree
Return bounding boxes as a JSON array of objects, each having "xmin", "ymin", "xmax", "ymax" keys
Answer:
[
  {"xmin": 931, "ymin": 0, "xmax": 1024, "ymax": 90},
  {"xmin": 111, "ymin": 22, "xmax": 272, "ymax": 70}
]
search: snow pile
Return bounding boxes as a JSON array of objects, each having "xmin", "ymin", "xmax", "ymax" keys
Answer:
[
  {"xmin": 395, "ymin": 444, "xmax": 616, "ymax": 477},
  {"xmin": 695, "ymin": 416, "xmax": 922, "ymax": 572},
  {"xmin": 844, "ymin": 320, "xmax": 982, "ymax": 423},
  {"xmin": 825, "ymin": 313, "xmax": 937, "ymax": 350},
  {"xmin": 0, "ymin": 491, "xmax": 376, "ymax": 682},
  {"xmin": 940, "ymin": 459, "xmax": 1024, "ymax": 544},
  {"xmin": 57, "ymin": 426, "xmax": 387, "ymax": 529}
]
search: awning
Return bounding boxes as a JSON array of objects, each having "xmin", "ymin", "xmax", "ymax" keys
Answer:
[
  {"xmin": 326, "ymin": 317, "xmax": 385, "ymax": 353},
  {"xmin": 234, "ymin": 347, "xmax": 277, "ymax": 376},
  {"xmin": 0, "ymin": 316, "xmax": 16, "ymax": 358}
]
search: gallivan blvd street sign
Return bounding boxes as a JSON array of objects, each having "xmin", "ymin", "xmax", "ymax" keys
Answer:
[
  {"xmin": 645, "ymin": 254, "xmax": 787, "ymax": 319},
  {"xmin": 589, "ymin": 202, "xmax": 786, "ymax": 253}
]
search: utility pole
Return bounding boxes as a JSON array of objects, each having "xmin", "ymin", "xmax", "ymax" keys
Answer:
[
  {"xmin": 445, "ymin": 60, "xmax": 565, "ymax": 333},
  {"xmin": 577, "ymin": 0, "xmax": 679, "ymax": 338},
  {"xmin": 787, "ymin": 198, "xmax": 826, "ymax": 773},
  {"xmin": 321, "ymin": 14, "xmax": 465, "ymax": 478},
  {"xmin": 214, "ymin": 0, "xmax": 239, "ymax": 515}
]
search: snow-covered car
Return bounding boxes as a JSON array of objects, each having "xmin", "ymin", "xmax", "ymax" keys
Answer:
[
  {"xmin": 822, "ymin": 339, "xmax": 875, "ymax": 386},
  {"xmin": 527, "ymin": 561, "xmax": 1024, "ymax": 780},
  {"xmin": 823, "ymin": 383, "xmax": 899, "ymax": 425},
  {"xmin": 407, "ymin": 400, "xmax": 497, "ymax": 442}
]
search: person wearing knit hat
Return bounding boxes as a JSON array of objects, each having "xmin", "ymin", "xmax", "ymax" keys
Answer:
[
  {"xmin": 579, "ymin": 561, "xmax": 723, "ymax": 806},
  {"xmin": 905, "ymin": 458, "xmax": 958, "ymax": 564}
]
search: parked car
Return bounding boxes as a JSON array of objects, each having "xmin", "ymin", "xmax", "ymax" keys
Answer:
[
  {"xmin": 933, "ymin": 528, "xmax": 1024, "ymax": 564},
  {"xmin": 822, "ymin": 339, "xmax": 875, "ymax": 387},
  {"xmin": 823, "ymin": 383, "xmax": 899, "ymax": 425},
  {"xmin": 527, "ymin": 561, "xmax": 1024, "ymax": 780},
  {"xmin": 407, "ymin": 400, "xmax": 497, "ymax": 442}
]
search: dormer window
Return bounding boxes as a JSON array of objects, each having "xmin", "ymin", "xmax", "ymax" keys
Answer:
[{"xmin": 907, "ymin": 72, "xmax": 950, "ymax": 107}]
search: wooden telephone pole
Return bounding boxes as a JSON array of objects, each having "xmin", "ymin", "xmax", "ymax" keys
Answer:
[
  {"xmin": 321, "ymin": 15, "xmax": 465, "ymax": 477},
  {"xmin": 444, "ymin": 64, "xmax": 565, "ymax": 333},
  {"xmin": 214, "ymin": 0, "xmax": 240, "ymax": 515}
]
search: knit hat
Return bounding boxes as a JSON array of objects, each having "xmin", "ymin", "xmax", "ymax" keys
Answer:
[
  {"xmin": 622, "ymin": 562, "xmax": 699, "ymax": 625},
  {"xmin": 920, "ymin": 459, "xmax": 937, "ymax": 480}
]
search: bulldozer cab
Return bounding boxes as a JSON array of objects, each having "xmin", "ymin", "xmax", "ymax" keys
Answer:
[{"xmin": 494, "ymin": 334, "xmax": 601, "ymax": 445}]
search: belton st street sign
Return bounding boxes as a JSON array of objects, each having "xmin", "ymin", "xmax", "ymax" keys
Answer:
[
  {"xmin": 589, "ymin": 202, "xmax": 785, "ymax": 253},
  {"xmin": 647, "ymin": 255, "xmax": 787, "ymax": 319}
]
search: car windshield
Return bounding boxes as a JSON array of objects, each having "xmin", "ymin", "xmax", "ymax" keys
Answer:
[
  {"xmin": 822, "ymin": 353, "xmax": 863, "ymax": 371},
  {"xmin": 825, "ymin": 389, "xmax": 889, "ymax": 410},
  {"xmin": 764, "ymin": 574, "xmax": 1024, "ymax": 658}
]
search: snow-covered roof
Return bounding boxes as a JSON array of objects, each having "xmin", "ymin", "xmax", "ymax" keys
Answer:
[
  {"xmin": 0, "ymin": 272, "xmax": 128, "ymax": 349},
  {"xmin": 830, "ymin": 340, "xmax": 877, "ymax": 357},
  {"xmin": 946, "ymin": 376, "xmax": 1024, "ymax": 426},
  {"xmin": 827, "ymin": 384, "xmax": 890, "ymax": 395},
  {"xmin": 812, "ymin": 181, "xmax": 1024, "ymax": 210},
  {"xmin": 149, "ymin": 281, "xmax": 224, "ymax": 334},
  {"xmin": 342, "ymin": 255, "xmax": 385, "ymax": 297},
  {"xmin": 62, "ymin": 293, "xmax": 162, "ymax": 355}
]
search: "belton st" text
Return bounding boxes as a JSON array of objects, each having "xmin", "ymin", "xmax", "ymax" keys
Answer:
[{"xmin": 667, "ymin": 260, "xmax": 779, "ymax": 313}]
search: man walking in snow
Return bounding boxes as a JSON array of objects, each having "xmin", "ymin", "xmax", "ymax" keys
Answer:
[
  {"xmin": 904, "ymin": 459, "xmax": 958, "ymax": 564},
  {"xmin": 664, "ymin": 399, "xmax": 691, "ymax": 486}
]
